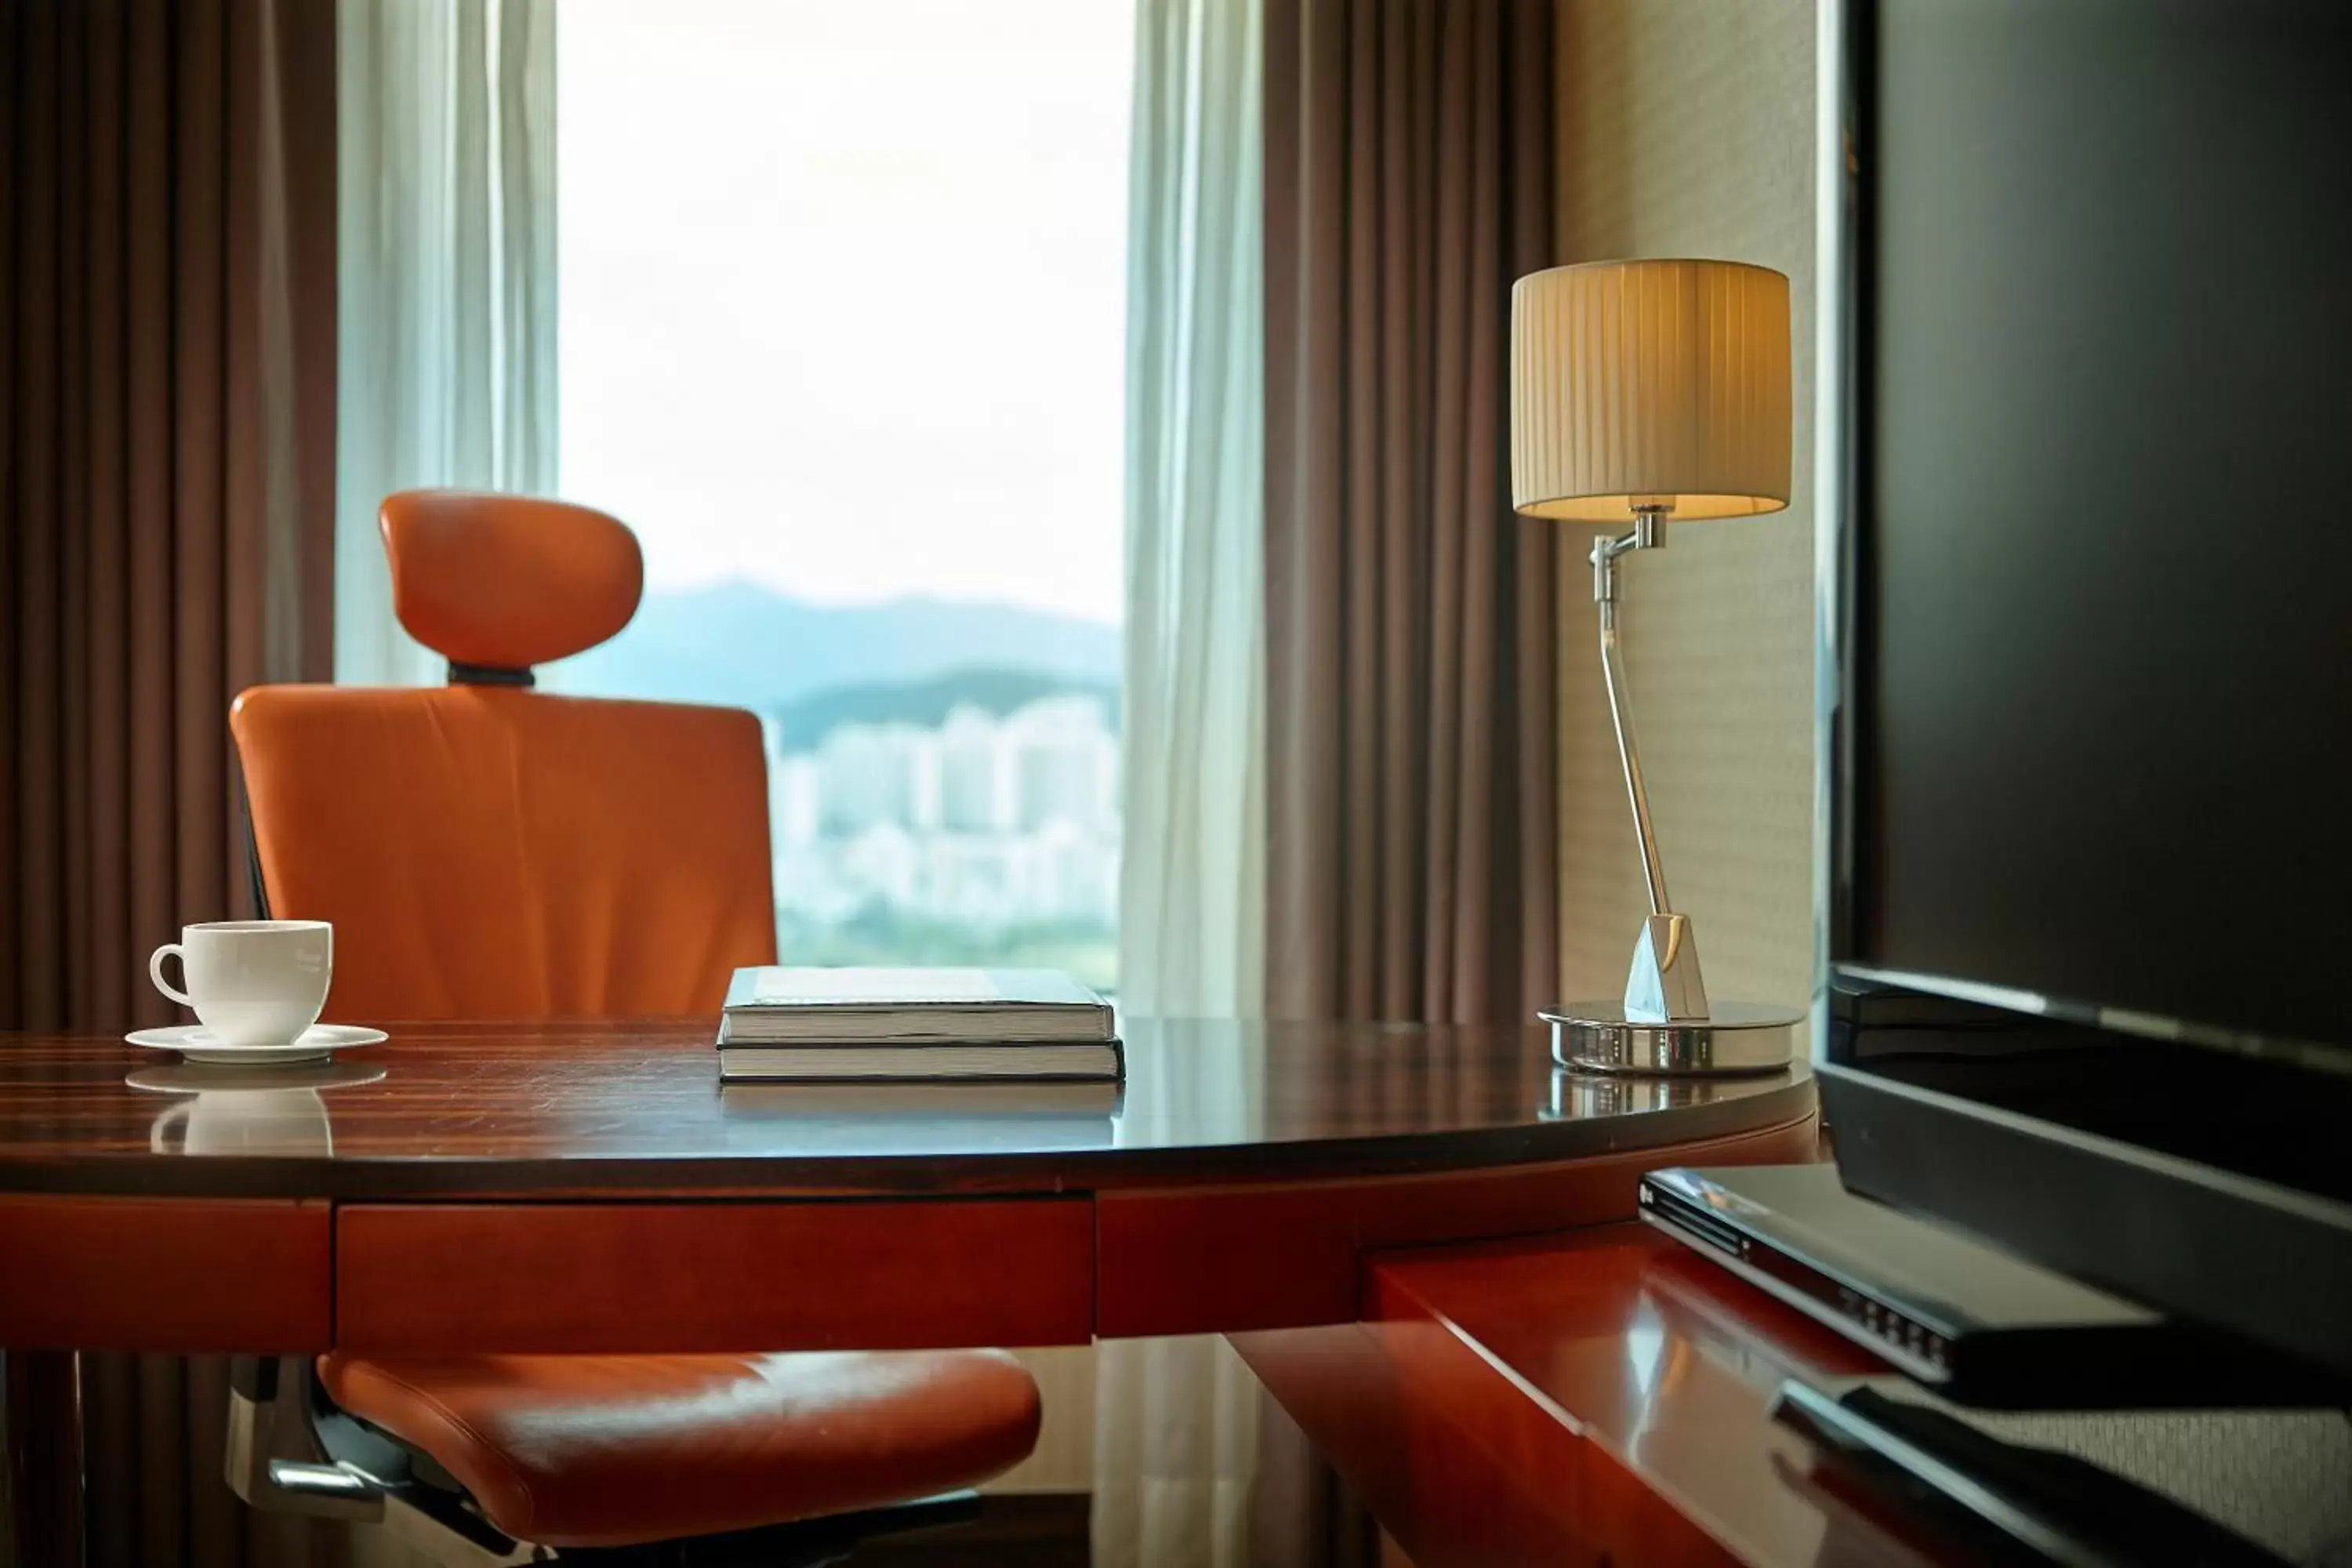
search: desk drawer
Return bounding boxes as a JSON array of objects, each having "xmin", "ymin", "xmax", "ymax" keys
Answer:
[
  {"xmin": 336, "ymin": 1197, "xmax": 1094, "ymax": 1353},
  {"xmin": 0, "ymin": 1196, "xmax": 331, "ymax": 1352}
]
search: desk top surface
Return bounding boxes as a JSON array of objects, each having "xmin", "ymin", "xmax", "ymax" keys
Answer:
[{"xmin": 0, "ymin": 1017, "xmax": 1812, "ymax": 1198}]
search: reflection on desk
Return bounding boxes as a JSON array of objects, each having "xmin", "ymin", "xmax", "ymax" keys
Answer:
[
  {"xmin": 130, "ymin": 1062, "xmax": 386, "ymax": 1157},
  {"xmin": 719, "ymin": 1081, "xmax": 1123, "ymax": 1156}
]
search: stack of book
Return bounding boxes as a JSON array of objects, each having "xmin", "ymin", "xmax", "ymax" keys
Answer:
[{"xmin": 715, "ymin": 966, "xmax": 1121, "ymax": 1083}]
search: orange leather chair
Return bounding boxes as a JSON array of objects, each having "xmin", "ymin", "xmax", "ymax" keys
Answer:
[{"xmin": 229, "ymin": 491, "xmax": 1041, "ymax": 1554}]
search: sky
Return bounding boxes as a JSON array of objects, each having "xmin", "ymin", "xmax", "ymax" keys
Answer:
[{"xmin": 557, "ymin": 0, "xmax": 1133, "ymax": 626}]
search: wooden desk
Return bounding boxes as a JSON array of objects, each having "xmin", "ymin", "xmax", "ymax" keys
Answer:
[
  {"xmin": 0, "ymin": 1018, "xmax": 1813, "ymax": 1354},
  {"xmin": 0, "ymin": 1018, "xmax": 1813, "ymax": 1563}
]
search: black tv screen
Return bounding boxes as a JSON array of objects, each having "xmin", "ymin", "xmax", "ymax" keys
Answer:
[
  {"xmin": 1853, "ymin": 0, "xmax": 2352, "ymax": 1053},
  {"xmin": 1824, "ymin": 0, "xmax": 2352, "ymax": 1381}
]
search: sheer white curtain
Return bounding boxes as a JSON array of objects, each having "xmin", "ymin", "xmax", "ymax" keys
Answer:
[
  {"xmin": 1117, "ymin": 0, "xmax": 1265, "ymax": 1018},
  {"xmin": 1100, "ymin": 0, "xmax": 1266, "ymax": 1561},
  {"xmin": 336, "ymin": 0, "xmax": 558, "ymax": 685},
  {"xmin": 1093, "ymin": 1027, "xmax": 1272, "ymax": 1566}
]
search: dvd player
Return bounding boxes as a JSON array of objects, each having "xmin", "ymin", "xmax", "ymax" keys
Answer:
[{"xmin": 1639, "ymin": 1164, "xmax": 2330, "ymax": 1407}]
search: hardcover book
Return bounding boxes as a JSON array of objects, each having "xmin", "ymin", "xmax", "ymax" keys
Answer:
[
  {"xmin": 714, "ymin": 967, "xmax": 1120, "ymax": 1080},
  {"xmin": 717, "ymin": 1041, "xmax": 1123, "ymax": 1083},
  {"xmin": 718, "ymin": 966, "xmax": 1112, "ymax": 1043}
]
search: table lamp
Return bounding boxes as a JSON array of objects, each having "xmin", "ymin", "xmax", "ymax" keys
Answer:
[{"xmin": 1510, "ymin": 257, "xmax": 1802, "ymax": 1076}]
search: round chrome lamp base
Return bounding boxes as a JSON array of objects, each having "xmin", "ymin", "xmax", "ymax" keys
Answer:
[{"xmin": 1540, "ymin": 1001, "xmax": 1802, "ymax": 1077}]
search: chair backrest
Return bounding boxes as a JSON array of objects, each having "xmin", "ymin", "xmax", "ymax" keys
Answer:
[{"xmin": 231, "ymin": 491, "xmax": 776, "ymax": 1022}]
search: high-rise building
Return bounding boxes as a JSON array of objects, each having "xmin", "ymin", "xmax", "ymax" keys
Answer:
[
  {"xmin": 937, "ymin": 706, "xmax": 1014, "ymax": 833},
  {"xmin": 775, "ymin": 690, "xmax": 1121, "ymax": 930},
  {"xmin": 1020, "ymin": 818, "xmax": 1119, "ymax": 923},
  {"xmin": 1006, "ymin": 695, "xmax": 1116, "ymax": 833},
  {"xmin": 815, "ymin": 723, "xmax": 940, "ymax": 834},
  {"xmin": 771, "ymin": 755, "xmax": 821, "ymax": 849}
]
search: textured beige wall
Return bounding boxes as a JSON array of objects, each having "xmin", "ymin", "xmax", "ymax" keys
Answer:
[{"xmin": 1552, "ymin": 0, "xmax": 1817, "ymax": 1007}]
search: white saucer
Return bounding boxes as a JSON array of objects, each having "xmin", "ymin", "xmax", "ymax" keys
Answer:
[
  {"xmin": 126, "ymin": 1061, "xmax": 388, "ymax": 1094},
  {"xmin": 125, "ymin": 1023, "xmax": 389, "ymax": 1066}
]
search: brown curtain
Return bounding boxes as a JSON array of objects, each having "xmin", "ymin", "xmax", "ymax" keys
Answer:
[
  {"xmin": 1263, "ymin": 0, "xmax": 1557, "ymax": 1025},
  {"xmin": 2, "ymin": 0, "xmax": 337, "ymax": 1563}
]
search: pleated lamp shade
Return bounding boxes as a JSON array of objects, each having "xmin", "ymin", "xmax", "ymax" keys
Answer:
[{"xmin": 1510, "ymin": 258, "xmax": 1792, "ymax": 522}]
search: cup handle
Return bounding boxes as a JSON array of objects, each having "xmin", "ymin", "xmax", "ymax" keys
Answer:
[
  {"xmin": 149, "ymin": 943, "xmax": 194, "ymax": 1007},
  {"xmin": 151, "ymin": 1102, "xmax": 192, "ymax": 1153}
]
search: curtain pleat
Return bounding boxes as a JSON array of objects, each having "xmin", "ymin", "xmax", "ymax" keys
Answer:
[
  {"xmin": 1264, "ymin": 0, "xmax": 1557, "ymax": 1026},
  {"xmin": 1, "ymin": 0, "xmax": 337, "ymax": 1563}
]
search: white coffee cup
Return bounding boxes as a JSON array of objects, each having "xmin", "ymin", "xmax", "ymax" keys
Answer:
[{"xmin": 148, "ymin": 920, "xmax": 333, "ymax": 1047}]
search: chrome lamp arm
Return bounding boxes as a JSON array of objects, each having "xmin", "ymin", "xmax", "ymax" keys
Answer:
[{"xmin": 1590, "ymin": 505, "xmax": 1710, "ymax": 1022}]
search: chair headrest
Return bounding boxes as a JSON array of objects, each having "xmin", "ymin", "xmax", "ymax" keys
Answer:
[{"xmin": 382, "ymin": 490, "xmax": 644, "ymax": 677}]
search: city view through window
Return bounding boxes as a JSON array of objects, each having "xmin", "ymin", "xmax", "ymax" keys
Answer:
[{"xmin": 554, "ymin": 0, "xmax": 1132, "ymax": 990}]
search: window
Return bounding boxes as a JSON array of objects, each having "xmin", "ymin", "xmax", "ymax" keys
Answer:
[{"xmin": 553, "ymin": 0, "xmax": 1132, "ymax": 989}]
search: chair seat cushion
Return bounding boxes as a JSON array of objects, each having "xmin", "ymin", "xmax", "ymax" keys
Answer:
[{"xmin": 318, "ymin": 1348, "xmax": 1042, "ymax": 1548}]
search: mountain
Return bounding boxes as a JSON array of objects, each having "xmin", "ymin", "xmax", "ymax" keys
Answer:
[
  {"xmin": 771, "ymin": 667, "xmax": 1120, "ymax": 753},
  {"xmin": 549, "ymin": 582, "xmax": 1122, "ymax": 712}
]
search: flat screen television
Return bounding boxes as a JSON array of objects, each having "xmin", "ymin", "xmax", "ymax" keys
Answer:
[{"xmin": 1818, "ymin": 0, "xmax": 2352, "ymax": 1383}]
